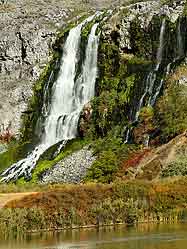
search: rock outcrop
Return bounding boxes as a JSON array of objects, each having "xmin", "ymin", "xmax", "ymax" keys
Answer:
[
  {"xmin": 0, "ymin": 0, "xmax": 129, "ymax": 137},
  {"xmin": 134, "ymin": 132, "xmax": 187, "ymax": 180},
  {"xmin": 0, "ymin": 1, "xmax": 74, "ymax": 137},
  {"xmin": 103, "ymin": 0, "xmax": 185, "ymax": 53}
]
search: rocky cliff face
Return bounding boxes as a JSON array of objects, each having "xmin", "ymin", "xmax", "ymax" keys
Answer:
[
  {"xmin": 0, "ymin": 1, "xmax": 75, "ymax": 137},
  {"xmin": 1, "ymin": 0, "xmax": 184, "ymax": 138},
  {"xmin": 0, "ymin": 1, "xmax": 130, "ymax": 138}
]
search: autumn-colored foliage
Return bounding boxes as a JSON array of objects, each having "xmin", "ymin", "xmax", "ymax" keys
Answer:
[
  {"xmin": 0, "ymin": 128, "xmax": 13, "ymax": 143},
  {"xmin": 116, "ymin": 149, "xmax": 151, "ymax": 178},
  {"xmin": 1, "ymin": 178, "xmax": 187, "ymax": 234}
]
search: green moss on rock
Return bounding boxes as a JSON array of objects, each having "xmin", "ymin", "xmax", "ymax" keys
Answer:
[
  {"xmin": 31, "ymin": 138, "xmax": 90, "ymax": 183},
  {"xmin": 0, "ymin": 141, "xmax": 33, "ymax": 174},
  {"xmin": 155, "ymin": 65, "xmax": 187, "ymax": 142}
]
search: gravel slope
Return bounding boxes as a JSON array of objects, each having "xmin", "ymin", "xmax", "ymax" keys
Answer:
[{"xmin": 41, "ymin": 147, "xmax": 96, "ymax": 184}]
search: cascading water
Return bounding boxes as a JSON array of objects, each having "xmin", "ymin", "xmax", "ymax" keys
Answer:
[
  {"xmin": 47, "ymin": 22, "xmax": 100, "ymax": 143},
  {"xmin": 1, "ymin": 15, "xmax": 100, "ymax": 182},
  {"xmin": 137, "ymin": 18, "xmax": 166, "ymax": 118},
  {"xmin": 176, "ymin": 18, "xmax": 184, "ymax": 60},
  {"xmin": 125, "ymin": 16, "xmax": 185, "ymax": 145},
  {"xmin": 150, "ymin": 17, "xmax": 184, "ymax": 107},
  {"xmin": 125, "ymin": 18, "xmax": 166, "ymax": 143}
]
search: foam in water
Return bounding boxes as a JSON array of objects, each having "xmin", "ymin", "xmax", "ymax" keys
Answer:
[{"xmin": 1, "ymin": 15, "xmax": 100, "ymax": 182}]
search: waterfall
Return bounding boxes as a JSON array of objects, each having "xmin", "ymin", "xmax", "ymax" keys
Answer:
[
  {"xmin": 131, "ymin": 19, "xmax": 166, "ymax": 123},
  {"xmin": 1, "ymin": 16, "xmax": 100, "ymax": 182},
  {"xmin": 125, "ymin": 18, "xmax": 166, "ymax": 144},
  {"xmin": 46, "ymin": 22, "xmax": 100, "ymax": 143},
  {"xmin": 139, "ymin": 18, "xmax": 166, "ymax": 113},
  {"xmin": 176, "ymin": 18, "xmax": 184, "ymax": 60},
  {"xmin": 125, "ymin": 16, "xmax": 185, "ymax": 145}
]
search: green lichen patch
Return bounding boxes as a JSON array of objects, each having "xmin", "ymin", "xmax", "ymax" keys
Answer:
[{"xmin": 0, "ymin": 141, "xmax": 33, "ymax": 174}]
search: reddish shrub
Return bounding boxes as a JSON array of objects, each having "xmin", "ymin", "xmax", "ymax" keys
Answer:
[
  {"xmin": 117, "ymin": 149, "xmax": 151, "ymax": 178},
  {"xmin": 0, "ymin": 128, "xmax": 14, "ymax": 143}
]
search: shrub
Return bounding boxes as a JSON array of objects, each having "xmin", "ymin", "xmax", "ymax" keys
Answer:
[
  {"xmin": 85, "ymin": 150, "xmax": 118, "ymax": 183},
  {"xmin": 156, "ymin": 81, "xmax": 187, "ymax": 141},
  {"xmin": 85, "ymin": 131, "xmax": 137, "ymax": 183},
  {"xmin": 161, "ymin": 156, "xmax": 187, "ymax": 178}
]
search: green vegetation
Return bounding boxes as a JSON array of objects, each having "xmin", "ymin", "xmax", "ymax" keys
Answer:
[
  {"xmin": 0, "ymin": 141, "xmax": 32, "ymax": 173},
  {"xmin": 1, "ymin": 178, "xmax": 187, "ymax": 236},
  {"xmin": 155, "ymin": 65, "xmax": 187, "ymax": 142},
  {"xmin": 85, "ymin": 132, "xmax": 137, "ymax": 183},
  {"xmin": 130, "ymin": 18, "xmax": 152, "ymax": 58},
  {"xmin": 162, "ymin": 156, "xmax": 187, "ymax": 178}
]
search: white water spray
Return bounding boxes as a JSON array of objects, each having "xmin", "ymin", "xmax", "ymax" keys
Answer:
[
  {"xmin": 125, "ymin": 17, "xmax": 184, "ymax": 144},
  {"xmin": 1, "ymin": 16, "xmax": 100, "ymax": 182}
]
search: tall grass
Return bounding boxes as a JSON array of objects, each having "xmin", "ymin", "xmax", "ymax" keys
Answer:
[{"xmin": 1, "ymin": 178, "xmax": 187, "ymax": 236}]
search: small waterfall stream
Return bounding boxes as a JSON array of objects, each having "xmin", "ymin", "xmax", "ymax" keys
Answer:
[
  {"xmin": 125, "ymin": 19, "xmax": 166, "ymax": 143},
  {"xmin": 176, "ymin": 18, "xmax": 184, "ymax": 60},
  {"xmin": 125, "ymin": 17, "xmax": 184, "ymax": 144},
  {"xmin": 136, "ymin": 18, "xmax": 166, "ymax": 119},
  {"xmin": 1, "ymin": 15, "xmax": 100, "ymax": 182}
]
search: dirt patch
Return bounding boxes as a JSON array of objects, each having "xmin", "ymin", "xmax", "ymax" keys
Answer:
[
  {"xmin": 0, "ymin": 192, "xmax": 38, "ymax": 208},
  {"xmin": 135, "ymin": 132, "xmax": 187, "ymax": 179}
]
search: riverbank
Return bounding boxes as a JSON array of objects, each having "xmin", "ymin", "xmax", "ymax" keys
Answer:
[{"xmin": 1, "ymin": 177, "xmax": 187, "ymax": 236}]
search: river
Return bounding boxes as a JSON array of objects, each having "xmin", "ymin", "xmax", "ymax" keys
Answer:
[{"xmin": 0, "ymin": 223, "xmax": 187, "ymax": 249}]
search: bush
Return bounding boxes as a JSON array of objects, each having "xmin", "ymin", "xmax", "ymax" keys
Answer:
[
  {"xmin": 85, "ymin": 131, "xmax": 137, "ymax": 183},
  {"xmin": 161, "ymin": 157, "xmax": 187, "ymax": 178},
  {"xmin": 85, "ymin": 150, "xmax": 118, "ymax": 183},
  {"xmin": 156, "ymin": 81, "xmax": 187, "ymax": 141}
]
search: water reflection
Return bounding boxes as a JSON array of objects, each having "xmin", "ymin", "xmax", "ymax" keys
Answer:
[{"xmin": 0, "ymin": 223, "xmax": 187, "ymax": 249}]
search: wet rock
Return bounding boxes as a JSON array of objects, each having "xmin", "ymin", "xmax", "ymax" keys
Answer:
[{"xmin": 79, "ymin": 102, "xmax": 93, "ymax": 137}]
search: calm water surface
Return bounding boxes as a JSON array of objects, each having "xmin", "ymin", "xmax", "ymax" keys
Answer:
[{"xmin": 1, "ymin": 223, "xmax": 187, "ymax": 249}]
